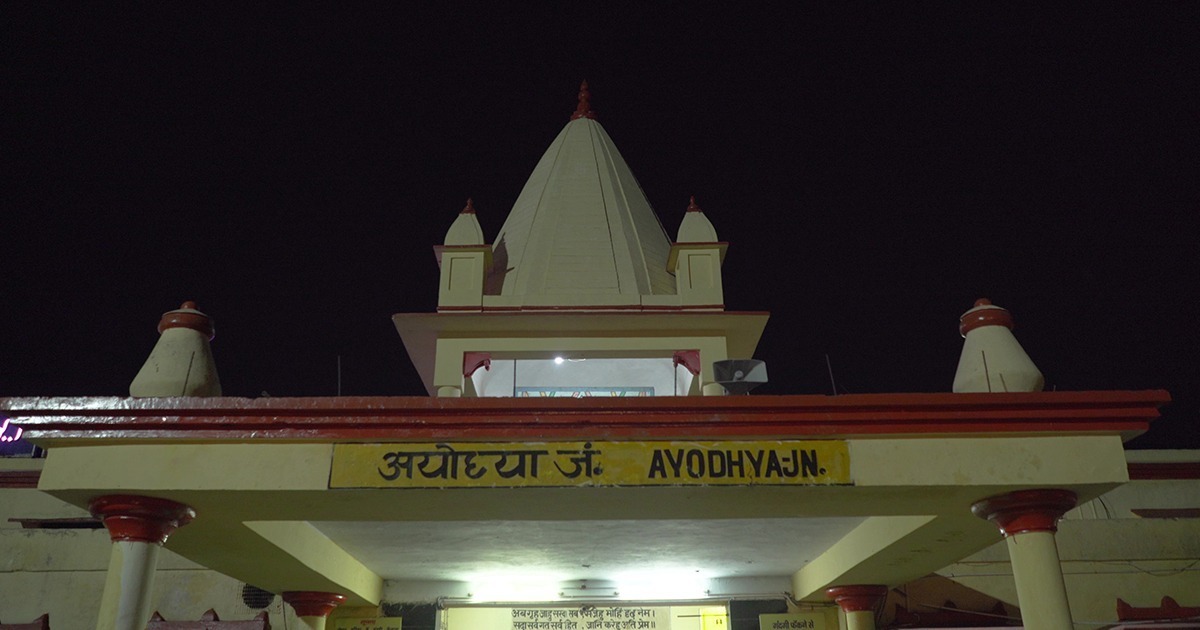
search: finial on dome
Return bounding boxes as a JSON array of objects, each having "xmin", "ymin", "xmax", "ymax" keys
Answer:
[
  {"xmin": 571, "ymin": 80, "xmax": 597, "ymax": 120},
  {"xmin": 687, "ymin": 196, "xmax": 702, "ymax": 212},
  {"xmin": 461, "ymin": 198, "xmax": 476, "ymax": 214}
]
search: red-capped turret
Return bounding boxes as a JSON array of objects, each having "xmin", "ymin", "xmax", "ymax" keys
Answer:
[
  {"xmin": 953, "ymin": 298, "xmax": 1043, "ymax": 393},
  {"xmin": 131, "ymin": 301, "xmax": 222, "ymax": 397}
]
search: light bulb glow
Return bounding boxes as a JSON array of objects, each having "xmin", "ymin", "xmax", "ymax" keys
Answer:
[
  {"xmin": 467, "ymin": 570, "xmax": 566, "ymax": 602},
  {"xmin": 614, "ymin": 569, "xmax": 711, "ymax": 601},
  {"xmin": 554, "ymin": 356, "xmax": 565, "ymax": 365}
]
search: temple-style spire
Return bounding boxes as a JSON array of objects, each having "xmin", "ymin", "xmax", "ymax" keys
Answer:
[
  {"xmin": 571, "ymin": 80, "xmax": 597, "ymax": 120},
  {"xmin": 669, "ymin": 195, "xmax": 726, "ymax": 307},
  {"xmin": 443, "ymin": 197, "xmax": 485, "ymax": 246},
  {"xmin": 490, "ymin": 81, "xmax": 674, "ymax": 305},
  {"xmin": 437, "ymin": 198, "xmax": 492, "ymax": 310},
  {"xmin": 676, "ymin": 195, "xmax": 719, "ymax": 243}
]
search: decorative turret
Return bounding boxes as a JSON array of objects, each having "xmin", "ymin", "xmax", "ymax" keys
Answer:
[
  {"xmin": 130, "ymin": 301, "xmax": 222, "ymax": 397},
  {"xmin": 668, "ymin": 196, "xmax": 727, "ymax": 309},
  {"xmin": 436, "ymin": 198, "xmax": 492, "ymax": 311},
  {"xmin": 953, "ymin": 298, "xmax": 1044, "ymax": 393}
]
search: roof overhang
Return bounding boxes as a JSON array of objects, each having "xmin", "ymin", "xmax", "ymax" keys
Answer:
[
  {"xmin": 2, "ymin": 390, "xmax": 1168, "ymax": 445},
  {"xmin": 0, "ymin": 390, "xmax": 1170, "ymax": 607}
]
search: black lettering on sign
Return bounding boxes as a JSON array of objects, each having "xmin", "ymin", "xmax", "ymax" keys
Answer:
[
  {"xmin": 665, "ymin": 449, "xmax": 684, "ymax": 476},
  {"xmin": 801, "ymin": 449, "xmax": 818, "ymax": 477},
  {"xmin": 708, "ymin": 449, "xmax": 726, "ymax": 478},
  {"xmin": 686, "ymin": 449, "xmax": 705, "ymax": 478},
  {"xmin": 553, "ymin": 442, "xmax": 602, "ymax": 478},
  {"xmin": 726, "ymin": 449, "xmax": 745, "ymax": 477},
  {"xmin": 649, "ymin": 450, "xmax": 667, "ymax": 478},
  {"xmin": 746, "ymin": 450, "xmax": 764, "ymax": 477}
]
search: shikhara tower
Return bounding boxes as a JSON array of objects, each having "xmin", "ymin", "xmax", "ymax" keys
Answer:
[{"xmin": 399, "ymin": 81, "xmax": 766, "ymax": 398}]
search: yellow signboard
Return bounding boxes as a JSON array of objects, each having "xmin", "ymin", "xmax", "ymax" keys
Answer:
[
  {"xmin": 330, "ymin": 440, "xmax": 849, "ymax": 488},
  {"xmin": 333, "ymin": 618, "xmax": 401, "ymax": 630}
]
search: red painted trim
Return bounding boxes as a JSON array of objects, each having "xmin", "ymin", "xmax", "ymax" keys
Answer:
[
  {"xmin": 157, "ymin": 302, "xmax": 215, "ymax": 341},
  {"xmin": 1117, "ymin": 596, "xmax": 1200, "ymax": 621},
  {"xmin": 959, "ymin": 299, "xmax": 1014, "ymax": 337},
  {"xmin": 672, "ymin": 350, "xmax": 702, "ymax": 376},
  {"xmin": 0, "ymin": 469, "xmax": 40, "ymax": 488},
  {"xmin": 1128, "ymin": 462, "xmax": 1200, "ymax": 480},
  {"xmin": 437, "ymin": 305, "xmax": 484, "ymax": 312},
  {"xmin": 1, "ymin": 390, "xmax": 1168, "ymax": 444},
  {"xmin": 463, "ymin": 352, "xmax": 491, "ymax": 378},
  {"xmin": 282, "ymin": 591, "xmax": 346, "ymax": 618},
  {"xmin": 1130, "ymin": 508, "xmax": 1200, "ymax": 519},
  {"xmin": 826, "ymin": 585, "xmax": 888, "ymax": 612},
  {"xmin": 971, "ymin": 489, "xmax": 1078, "ymax": 536},
  {"xmin": 88, "ymin": 495, "xmax": 195, "ymax": 544}
]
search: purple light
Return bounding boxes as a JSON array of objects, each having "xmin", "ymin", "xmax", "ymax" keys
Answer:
[
  {"xmin": 0, "ymin": 417, "xmax": 22, "ymax": 442},
  {"xmin": 0, "ymin": 416, "xmax": 34, "ymax": 456}
]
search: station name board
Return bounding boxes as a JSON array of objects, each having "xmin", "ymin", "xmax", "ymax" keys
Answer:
[{"xmin": 330, "ymin": 440, "xmax": 850, "ymax": 488}]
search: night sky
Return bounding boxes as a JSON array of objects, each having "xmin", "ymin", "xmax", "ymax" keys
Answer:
[{"xmin": 3, "ymin": 4, "xmax": 1197, "ymax": 448}]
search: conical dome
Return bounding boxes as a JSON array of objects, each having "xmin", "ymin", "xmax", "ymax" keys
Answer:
[{"xmin": 485, "ymin": 86, "xmax": 674, "ymax": 308}]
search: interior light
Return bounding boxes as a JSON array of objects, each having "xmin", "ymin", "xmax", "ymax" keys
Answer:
[
  {"xmin": 554, "ymin": 356, "xmax": 565, "ymax": 365},
  {"xmin": 468, "ymin": 572, "xmax": 565, "ymax": 603},
  {"xmin": 614, "ymin": 569, "xmax": 711, "ymax": 601}
]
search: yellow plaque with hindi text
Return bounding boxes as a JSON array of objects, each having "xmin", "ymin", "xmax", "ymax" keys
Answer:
[{"xmin": 330, "ymin": 440, "xmax": 849, "ymax": 489}]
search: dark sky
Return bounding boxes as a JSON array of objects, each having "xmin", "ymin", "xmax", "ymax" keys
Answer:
[{"xmin": 3, "ymin": 3, "xmax": 1197, "ymax": 448}]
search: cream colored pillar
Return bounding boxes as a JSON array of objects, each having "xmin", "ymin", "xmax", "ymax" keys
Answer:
[
  {"xmin": 283, "ymin": 592, "xmax": 347, "ymax": 630},
  {"xmin": 89, "ymin": 495, "xmax": 195, "ymax": 630},
  {"xmin": 826, "ymin": 585, "xmax": 886, "ymax": 630},
  {"xmin": 972, "ymin": 489, "xmax": 1078, "ymax": 630}
]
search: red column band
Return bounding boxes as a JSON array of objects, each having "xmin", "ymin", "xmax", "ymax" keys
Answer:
[
  {"xmin": 89, "ymin": 494, "xmax": 195, "ymax": 545},
  {"xmin": 971, "ymin": 488, "xmax": 1078, "ymax": 536},
  {"xmin": 282, "ymin": 592, "xmax": 347, "ymax": 618},
  {"xmin": 826, "ymin": 584, "xmax": 888, "ymax": 613}
]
